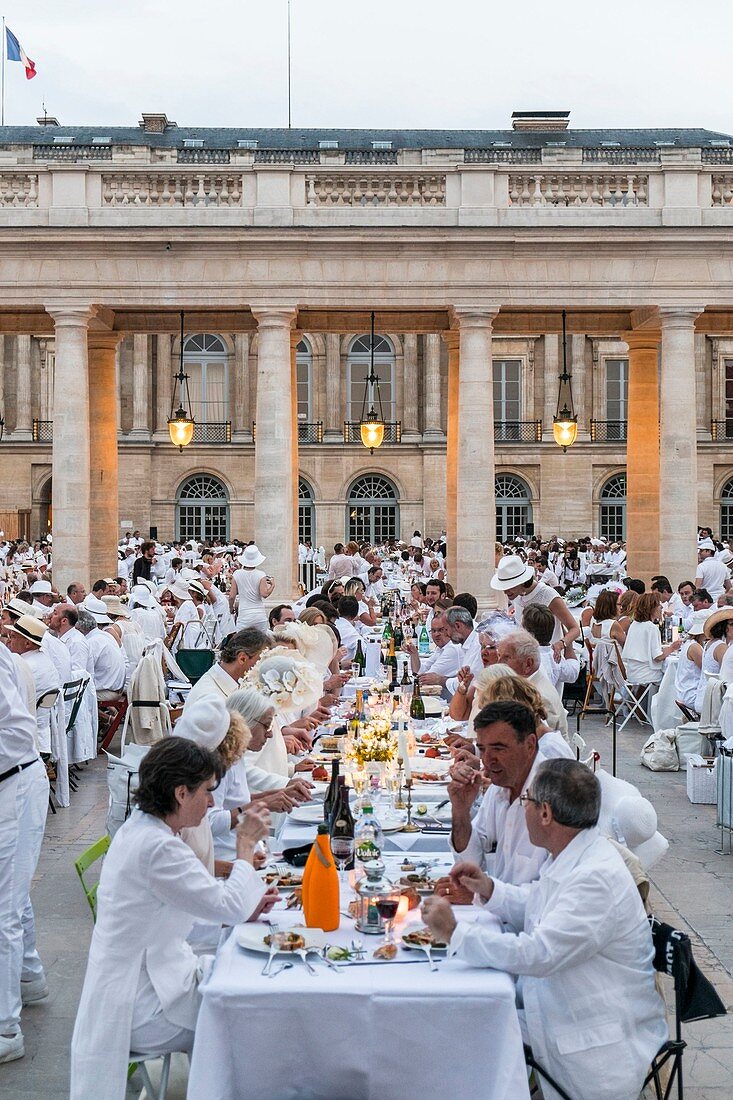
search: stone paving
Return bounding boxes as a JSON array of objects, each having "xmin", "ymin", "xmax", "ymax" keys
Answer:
[{"xmin": 1, "ymin": 715, "xmax": 732, "ymax": 1098}]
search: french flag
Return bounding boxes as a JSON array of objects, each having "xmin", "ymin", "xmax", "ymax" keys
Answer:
[{"xmin": 6, "ymin": 26, "xmax": 37, "ymax": 80}]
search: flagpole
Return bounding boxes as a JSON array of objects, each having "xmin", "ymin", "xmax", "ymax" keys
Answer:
[
  {"xmin": 1, "ymin": 17, "xmax": 5, "ymax": 127},
  {"xmin": 287, "ymin": 0, "xmax": 292, "ymax": 129}
]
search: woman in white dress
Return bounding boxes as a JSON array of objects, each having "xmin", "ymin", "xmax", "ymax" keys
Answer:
[
  {"xmin": 491, "ymin": 554, "xmax": 580, "ymax": 657},
  {"xmin": 585, "ymin": 589, "xmax": 627, "ymax": 648},
  {"xmin": 694, "ymin": 607, "xmax": 733, "ymax": 714},
  {"xmin": 166, "ymin": 581, "xmax": 201, "ymax": 653},
  {"xmin": 674, "ymin": 609, "xmax": 709, "ymax": 712},
  {"xmin": 229, "ymin": 545, "xmax": 274, "ymax": 632},
  {"xmin": 621, "ymin": 592, "xmax": 681, "ymax": 686},
  {"xmin": 70, "ymin": 737, "xmax": 276, "ymax": 1100}
]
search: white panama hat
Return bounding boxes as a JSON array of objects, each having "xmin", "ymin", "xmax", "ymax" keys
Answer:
[
  {"xmin": 239, "ymin": 545, "xmax": 266, "ymax": 568},
  {"xmin": 490, "ymin": 554, "xmax": 535, "ymax": 591}
]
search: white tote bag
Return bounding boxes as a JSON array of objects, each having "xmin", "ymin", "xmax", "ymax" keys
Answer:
[
  {"xmin": 640, "ymin": 728, "xmax": 680, "ymax": 772},
  {"xmin": 105, "ymin": 742, "xmax": 150, "ymax": 836}
]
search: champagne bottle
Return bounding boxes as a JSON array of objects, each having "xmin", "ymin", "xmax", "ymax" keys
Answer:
[
  {"xmin": 354, "ymin": 639, "xmax": 366, "ymax": 675},
  {"xmin": 418, "ymin": 622, "xmax": 430, "ymax": 657},
  {"xmin": 393, "ymin": 617, "xmax": 404, "ymax": 649},
  {"xmin": 387, "ymin": 637, "xmax": 399, "ymax": 690},
  {"xmin": 409, "ymin": 677, "xmax": 426, "ymax": 721},
  {"xmin": 323, "ymin": 760, "xmax": 340, "ymax": 823},
  {"xmin": 302, "ymin": 824, "xmax": 340, "ymax": 932},
  {"xmin": 329, "ymin": 777, "xmax": 355, "ymax": 869},
  {"xmin": 400, "ymin": 660, "xmax": 411, "ymax": 704}
]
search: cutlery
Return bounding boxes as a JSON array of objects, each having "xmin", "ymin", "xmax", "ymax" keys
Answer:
[
  {"xmin": 295, "ymin": 948, "xmax": 317, "ymax": 975},
  {"xmin": 421, "ymin": 944, "xmax": 438, "ymax": 972},
  {"xmin": 268, "ymin": 962, "xmax": 294, "ymax": 979},
  {"xmin": 319, "ymin": 949, "xmax": 342, "ymax": 973},
  {"xmin": 262, "ymin": 941, "xmax": 279, "ymax": 976},
  {"xmin": 433, "ymin": 798, "xmax": 450, "ymax": 812},
  {"xmin": 337, "ymin": 957, "xmax": 434, "ymax": 967}
]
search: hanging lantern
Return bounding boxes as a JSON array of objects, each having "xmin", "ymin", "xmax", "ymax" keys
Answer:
[
  {"xmin": 359, "ymin": 311, "xmax": 385, "ymax": 454},
  {"xmin": 552, "ymin": 309, "xmax": 578, "ymax": 452},
  {"xmin": 168, "ymin": 310, "xmax": 195, "ymax": 451}
]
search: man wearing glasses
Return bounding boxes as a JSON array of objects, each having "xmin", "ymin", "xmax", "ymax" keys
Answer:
[{"xmin": 424, "ymin": 759, "xmax": 666, "ymax": 1100}]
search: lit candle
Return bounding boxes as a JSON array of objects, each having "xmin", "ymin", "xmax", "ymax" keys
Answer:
[
  {"xmin": 398, "ymin": 732, "xmax": 412, "ymax": 781},
  {"xmin": 396, "ymin": 895, "xmax": 410, "ymax": 922}
]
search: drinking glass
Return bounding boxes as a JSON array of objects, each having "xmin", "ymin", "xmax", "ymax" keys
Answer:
[
  {"xmin": 330, "ymin": 836, "xmax": 355, "ymax": 885},
  {"xmin": 374, "ymin": 890, "xmax": 401, "ymax": 945},
  {"xmin": 351, "ymin": 662, "xmax": 362, "ymax": 680}
]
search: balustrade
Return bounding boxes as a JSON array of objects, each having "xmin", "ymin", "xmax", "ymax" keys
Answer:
[
  {"xmin": 508, "ymin": 173, "xmax": 647, "ymax": 206},
  {"xmin": 306, "ymin": 174, "xmax": 445, "ymax": 206},
  {"xmin": 102, "ymin": 173, "xmax": 242, "ymax": 206},
  {"xmin": 0, "ymin": 173, "xmax": 38, "ymax": 206}
]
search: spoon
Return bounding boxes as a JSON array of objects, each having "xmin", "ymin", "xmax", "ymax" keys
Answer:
[{"xmin": 268, "ymin": 961, "xmax": 294, "ymax": 979}]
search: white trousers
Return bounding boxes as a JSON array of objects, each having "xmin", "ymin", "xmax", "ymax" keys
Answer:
[{"xmin": 0, "ymin": 759, "xmax": 49, "ymax": 1034}]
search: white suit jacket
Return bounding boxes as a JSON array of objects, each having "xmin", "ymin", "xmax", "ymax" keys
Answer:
[{"xmin": 451, "ymin": 829, "xmax": 667, "ymax": 1100}]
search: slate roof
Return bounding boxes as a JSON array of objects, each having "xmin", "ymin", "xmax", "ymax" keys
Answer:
[{"xmin": 1, "ymin": 124, "xmax": 731, "ymax": 150}]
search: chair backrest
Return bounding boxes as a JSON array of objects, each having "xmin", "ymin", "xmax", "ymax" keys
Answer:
[
  {"xmin": 74, "ymin": 834, "xmax": 111, "ymax": 921},
  {"xmin": 648, "ymin": 916, "xmax": 727, "ymax": 1030},
  {"xmin": 37, "ymin": 687, "xmax": 61, "ymax": 710},
  {"xmin": 63, "ymin": 675, "xmax": 90, "ymax": 734},
  {"xmin": 612, "ymin": 638, "xmax": 629, "ymax": 683}
]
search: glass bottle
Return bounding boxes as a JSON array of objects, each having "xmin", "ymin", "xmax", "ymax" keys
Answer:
[
  {"xmin": 409, "ymin": 677, "xmax": 426, "ymax": 721},
  {"xmin": 329, "ymin": 777, "xmax": 355, "ymax": 869},
  {"xmin": 354, "ymin": 802, "xmax": 384, "ymax": 865},
  {"xmin": 354, "ymin": 639, "xmax": 366, "ymax": 675},
  {"xmin": 386, "ymin": 637, "xmax": 399, "ymax": 689},
  {"xmin": 323, "ymin": 759, "xmax": 340, "ymax": 823},
  {"xmin": 418, "ymin": 622, "xmax": 430, "ymax": 657},
  {"xmin": 302, "ymin": 824, "xmax": 340, "ymax": 932}
]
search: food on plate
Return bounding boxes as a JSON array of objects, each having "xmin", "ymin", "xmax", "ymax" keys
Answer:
[
  {"xmin": 420, "ymin": 685, "xmax": 442, "ymax": 696},
  {"xmin": 402, "ymin": 928, "xmax": 447, "ymax": 949},
  {"xmin": 311, "ymin": 765, "xmax": 329, "ymax": 782},
  {"xmin": 320, "ymin": 736, "xmax": 340, "ymax": 751},
  {"xmin": 400, "ymin": 874, "xmax": 438, "ymax": 891},
  {"xmin": 400, "ymin": 859, "xmax": 416, "ymax": 872},
  {"xmin": 263, "ymin": 870, "xmax": 303, "ymax": 888},
  {"xmin": 286, "ymin": 888, "xmax": 303, "ymax": 910},
  {"xmin": 424, "ymin": 746, "xmax": 444, "ymax": 759},
  {"xmin": 413, "ymin": 771, "xmax": 448, "ymax": 783},
  {"xmin": 264, "ymin": 931, "xmax": 306, "ymax": 952},
  {"xmin": 374, "ymin": 942, "xmax": 397, "ymax": 960},
  {"xmin": 419, "ymin": 732, "xmax": 434, "ymax": 744}
]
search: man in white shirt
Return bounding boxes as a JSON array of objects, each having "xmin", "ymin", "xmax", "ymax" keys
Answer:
[
  {"xmin": 364, "ymin": 565, "xmax": 384, "ymax": 601},
  {"xmin": 6, "ymin": 615, "xmax": 61, "ymax": 756},
  {"xmin": 696, "ymin": 538, "xmax": 731, "ymax": 601},
  {"xmin": 404, "ymin": 614, "xmax": 461, "ymax": 682},
  {"xmin": 0, "ymin": 644, "xmax": 50, "ymax": 1064},
  {"xmin": 76, "ymin": 616, "xmax": 126, "ymax": 699},
  {"xmin": 28, "ymin": 580, "xmax": 55, "ymax": 618},
  {"xmin": 423, "ymin": 578, "xmax": 447, "ymax": 631},
  {"xmin": 423, "ymin": 759, "xmax": 667, "ymax": 1100},
  {"xmin": 496, "ymin": 629, "xmax": 569, "ymax": 737},
  {"xmin": 333, "ymin": 595, "xmax": 361, "ymax": 662},
  {"xmin": 66, "ymin": 582, "xmax": 87, "ymax": 606},
  {"xmin": 443, "ymin": 606, "xmax": 484, "ymax": 696},
  {"xmin": 48, "ymin": 604, "xmax": 93, "ymax": 676},
  {"xmin": 327, "ymin": 544, "xmax": 356, "ymax": 580},
  {"xmin": 522, "ymin": 604, "xmax": 579, "ymax": 692}
]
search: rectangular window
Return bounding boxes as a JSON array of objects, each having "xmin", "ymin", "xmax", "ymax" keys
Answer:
[
  {"xmin": 348, "ymin": 365, "xmax": 394, "ymax": 423},
  {"xmin": 722, "ymin": 505, "xmax": 733, "ymax": 542},
  {"xmin": 600, "ymin": 504, "xmax": 625, "ymax": 542},
  {"xmin": 493, "ymin": 359, "xmax": 522, "ymax": 424},
  {"xmin": 724, "ymin": 359, "xmax": 733, "ymax": 434},
  {"xmin": 606, "ymin": 358, "xmax": 628, "ymax": 422},
  {"xmin": 297, "ymin": 360, "xmax": 311, "ymax": 421},
  {"xmin": 185, "ymin": 361, "xmax": 227, "ymax": 423}
]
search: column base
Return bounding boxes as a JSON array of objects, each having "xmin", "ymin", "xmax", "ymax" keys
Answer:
[
  {"xmin": 401, "ymin": 429, "xmax": 422, "ymax": 443},
  {"xmin": 232, "ymin": 430, "xmax": 253, "ymax": 443},
  {"xmin": 422, "ymin": 429, "xmax": 445, "ymax": 442},
  {"xmin": 9, "ymin": 429, "xmax": 33, "ymax": 441},
  {"xmin": 125, "ymin": 429, "xmax": 152, "ymax": 441},
  {"xmin": 323, "ymin": 429, "xmax": 343, "ymax": 442}
]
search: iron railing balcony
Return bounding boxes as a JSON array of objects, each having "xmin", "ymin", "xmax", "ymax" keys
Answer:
[
  {"xmin": 32, "ymin": 419, "xmax": 53, "ymax": 442},
  {"xmin": 494, "ymin": 420, "xmax": 543, "ymax": 442},
  {"xmin": 252, "ymin": 421, "xmax": 324, "ymax": 443},
  {"xmin": 590, "ymin": 419, "xmax": 627, "ymax": 442},
  {"xmin": 343, "ymin": 421, "xmax": 402, "ymax": 444},
  {"xmin": 191, "ymin": 421, "xmax": 232, "ymax": 443},
  {"xmin": 711, "ymin": 421, "xmax": 733, "ymax": 441}
]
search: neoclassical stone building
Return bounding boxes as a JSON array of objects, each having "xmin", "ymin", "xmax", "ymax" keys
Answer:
[{"xmin": 1, "ymin": 108, "xmax": 733, "ymax": 605}]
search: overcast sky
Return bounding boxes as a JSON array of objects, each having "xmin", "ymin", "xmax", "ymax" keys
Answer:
[{"xmin": 3, "ymin": 0, "xmax": 732, "ymax": 134}]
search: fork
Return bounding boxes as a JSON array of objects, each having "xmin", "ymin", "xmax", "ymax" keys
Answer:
[{"xmin": 295, "ymin": 948, "xmax": 317, "ymax": 975}]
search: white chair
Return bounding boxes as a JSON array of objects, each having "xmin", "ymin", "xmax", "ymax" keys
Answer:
[
  {"xmin": 128, "ymin": 1050, "xmax": 177, "ymax": 1100},
  {"xmin": 612, "ymin": 641, "xmax": 655, "ymax": 732}
]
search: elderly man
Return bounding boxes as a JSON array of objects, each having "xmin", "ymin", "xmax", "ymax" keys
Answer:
[
  {"xmin": 522, "ymin": 604, "xmax": 579, "ymax": 692},
  {"xmin": 48, "ymin": 604, "xmax": 92, "ymax": 676},
  {"xmin": 66, "ymin": 582, "xmax": 87, "ymax": 606},
  {"xmin": 5, "ymin": 615, "xmax": 61, "ymax": 757},
  {"xmin": 28, "ymin": 580, "xmax": 55, "ymax": 618},
  {"xmin": 497, "ymin": 629, "xmax": 568, "ymax": 737},
  {"xmin": 696, "ymin": 538, "xmax": 730, "ymax": 601},
  {"xmin": 0, "ymin": 644, "xmax": 51, "ymax": 1064},
  {"xmin": 435, "ymin": 606, "xmax": 484, "ymax": 696},
  {"xmin": 75, "ymin": 610, "xmax": 125, "ymax": 700},
  {"xmin": 404, "ymin": 613, "xmax": 461, "ymax": 683},
  {"xmin": 424, "ymin": 759, "xmax": 667, "ymax": 1100}
]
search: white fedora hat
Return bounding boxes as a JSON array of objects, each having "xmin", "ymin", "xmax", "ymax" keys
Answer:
[
  {"xmin": 239, "ymin": 545, "xmax": 266, "ymax": 568},
  {"xmin": 29, "ymin": 579, "xmax": 53, "ymax": 595},
  {"xmin": 167, "ymin": 581, "xmax": 192, "ymax": 603},
  {"xmin": 490, "ymin": 554, "xmax": 535, "ymax": 591},
  {"xmin": 8, "ymin": 614, "xmax": 48, "ymax": 647},
  {"xmin": 83, "ymin": 594, "xmax": 112, "ymax": 624}
]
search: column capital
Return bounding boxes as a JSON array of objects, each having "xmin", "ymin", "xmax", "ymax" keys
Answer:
[
  {"xmin": 658, "ymin": 307, "xmax": 705, "ymax": 328},
  {"xmin": 448, "ymin": 305, "xmax": 500, "ymax": 330},
  {"xmin": 44, "ymin": 303, "xmax": 96, "ymax": 328},
  {"xmin": 87, "ymin": 331, "xmax": 123, "ymax": 352},
  {"xmin": 251, "ymin": 306, "xmax": 298, "ymax": 331},
  {"xmin": 441, "ymin": 329, "xmax": 459, "ymax": 351},
  {"xmin": 623, "ymin": 330, "xmax": 661, "ymax": 352}
]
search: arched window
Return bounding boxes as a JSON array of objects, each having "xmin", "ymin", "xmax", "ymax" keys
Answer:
[
  {"xmin": 347, "ymin": 334, "xmax": 395, "ymax": 423},
  {"xmin": 296, "ymin": 338, "xmax": 312, "ymax": 422},
  {"xmin": 176, "ymin": 474, "xmax": 229, "ymax": 543},
  {"xmin": 299, "ymin": 478, "xmax": 315, "ymax": 543},
  {"xmin": 347, "ymin": 474, "xmax": 399, "ymax": 544},
  {"xmin": 495, "ymin": 474, "xmax": 532, "ymax": 542},
  {"xmin": 600, "ymin": 474, "xmax": 626, "ymax": 541},
  {"xmin": 721, "ymin": 478, "xmax": 733, "ymax": 541},
  {"xmin": 183, "ymin": 333, "xmax": 228, "ymax": 423}
]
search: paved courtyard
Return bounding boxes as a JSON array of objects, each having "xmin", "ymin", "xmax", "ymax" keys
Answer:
[{"xmin": 1, "ymin": 714, "xmax": 732, "ymax": 1099}]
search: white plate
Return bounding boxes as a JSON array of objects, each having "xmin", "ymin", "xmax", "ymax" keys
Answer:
[
  {"xmin": 260, "ymin": 870, "xmax": 304, "ymax": 889},
  {"xmin": 236, "ymin": 924, "xmax": 327, "ymax": 956},
  {"xmin": 400, "ymin": 926, "xmax": 449, "ymax": 952},
  {"xmin": 289, "ymin": 804, "xmax": 328, "ymax": 825},
  {"xmin": 377, "ymin": 812, "xmax": 408, "ymax": 833},
  {"xmin": 411, "ymin": 774, "xmax": 449, "ymax": 786}
]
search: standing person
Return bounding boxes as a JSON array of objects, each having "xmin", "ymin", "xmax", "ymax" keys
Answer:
[
  {"xmin": 0, "ymin": 644, "xmax": 50, "ymax": 1064},
  {"xmin": 229, "ymin": 546, "xmax": 273, "ymax": 632},
  {"xmin": 491, "ymin": 554, "xmax": 580, "ymax": 657},
  {"xmin": 696, "ymin": 538, "xmax": 731, "ymax": 601},
  {"xmin": 131, "ymin": 541, "xmax": 156, "ymax": 587},
  {"xmin": 5, "ymin": 616, "xmax": 61, "ymax": 757},
  {"xmin": 165, "ymin": 582, "xmax": 200, "ymax": 654},
  {"xmin": 327, "ymin": 543, "xmax": 356, "ymax": 580}
]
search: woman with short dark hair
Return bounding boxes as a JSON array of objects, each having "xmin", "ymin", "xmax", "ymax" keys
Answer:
[{"xmin": 70, "ymin": 737, "xmax": 276, "ymax": 1100}]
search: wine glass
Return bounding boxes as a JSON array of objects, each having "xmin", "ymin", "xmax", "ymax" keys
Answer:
[
  {"xmin": 375, "ymin": 890, "xmax": 401, "ymax": 945},
  {"xmin": 330, "ymin": 836, "xmax": 355, "ymax": 885},
  {"xmin": 351, "ymin": 661, "xmax": 362, "ymax": 680}
]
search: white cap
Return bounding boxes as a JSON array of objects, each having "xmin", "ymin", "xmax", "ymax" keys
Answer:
[{"xmin": 173, "ymin": 697, "xmax": 229, "ymax": 751}]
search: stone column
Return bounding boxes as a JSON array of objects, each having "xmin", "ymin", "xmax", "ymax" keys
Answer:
[
  {"xmin": 659, "ymin": 309, "xmax": 702, "ymax": 583},
  {"xmin": 291, "ymin": 329, "xmax": 302, "ymax": 550},
  {"xmin": 88, "ymin": 333, "xmax": 122, "ymax": 578},
  {"xmin": 401, "ymin": 333, "xmax": 420, "ymax": 439},
  {"xmin": 252, "ymin": 308, "xmax": 298, "ymax": 599},
  {"xmin": 0, "ymin": 336, "xmax": 4, "ymax": 435},
  {"xmin": 14, "ymin": 335, "xmax": 33, "ymax": 438},
  {"xmin": 442, "ymin": 331, "xmax": 459, "ymax": 581},
  {"xmin": 423, "ymin": 334, "xmax": 444, "ymax": 438},
  {"xmin": 233, "ymin": 333, "xmax": 250, "ymax": 439},
  {"xmin": 155, "ymin": 333, "xmax": 172, "ymax": 434},
  {"xmin": 451, "ymin": 308, "xmax": 499, "ymax": 610},
  {"xmin": 46, "ymin": 306, "xmax": 94, "ymax": 592},
  {"xmin": 624, "ymin": 330, "xmax": 661, "ymax": 582},
  {"xmin": 129, "ymin": 333, "xmax": 150, "ymax": 436},
  {"xmin": 324, "ymin": 332, "xmax": 342, "ymax": 439}
]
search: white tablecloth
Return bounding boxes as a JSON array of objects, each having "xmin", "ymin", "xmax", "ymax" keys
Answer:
[
  {"xmin": 651, "ymin": 655, "xmax": 680, "ymax": 732},
  {"xmin": 188, "ymin": 906, "xmax": 529, "ymax": 1100}
]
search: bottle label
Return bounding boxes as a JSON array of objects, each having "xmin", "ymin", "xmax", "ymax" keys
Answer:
[{"xmin": 356, "ymin": 839, "xmax": 380, "ymax": 862}]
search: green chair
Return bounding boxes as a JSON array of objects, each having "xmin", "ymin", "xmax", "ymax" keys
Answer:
[{"xmin": 74, "ymin": 834, "xmax": 111, "ymax": 920}]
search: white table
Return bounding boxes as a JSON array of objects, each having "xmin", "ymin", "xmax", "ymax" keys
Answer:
[{"xmin": 188, "ymin": 905, "xmax": 529, "ymax": 1100}]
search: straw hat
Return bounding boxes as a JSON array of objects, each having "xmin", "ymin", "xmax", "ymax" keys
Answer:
[
  {"xmin": 490, "ymin": 554, "xmax": 534, "ymax": 591},
  {"xmin": 703, "ymin": 607, "xmax": 733, "ymax": 638},
  {"xmin": 29, "ymin": 579, "xmax": 53, "ymax": 595},
  {"xmin": 239, "ymin": 545, "xmax": 266, "ymax": 568},
  {"xmin": 698, "ymin": 537, "xmax": 716, "ymax": 552},
  {"xmin": 174, "ymin": 698, "xmax": 229, "ymax": 750},
  {"xmin": 129, "ymin": 584, "xmax": 156, "ymax": 609},
  {"xmin": 102, "ymin": 595, "xmax": 130, "ymax": 619},
  {"xmin": 188, "ymin": 579, "xmax": 207, "ymax": 597},
  {"xmin": 5, "ymin": 597, "xmax": 31, "ymax": 619},
  {"xmin": 7, "ymin": 614, "xmax": 47, "ymax": 647}
]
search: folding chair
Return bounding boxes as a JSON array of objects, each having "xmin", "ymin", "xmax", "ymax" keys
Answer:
[
  {"xmin": 74, "ymin": 834, "xmax": 111, "ymax": 920},
  {"xmin": 644, "ymin": 915, "xmax": 727, "ymax": 1100},
  {"xmin": 613, "ymin": 640, "xmax": 654, "ymax": 732},
  {"xmin": 63, "ymin": 676, "xmax": 90, "ymax": 793},
  {"xmin": 525, "ymin": 1044, "xmax": 573, "ymax": 1100},
  {"xmin": 37, "ymin": 688, "xmax": 62, "ymax": 813},
  {"xmin": 675, "ymin": 700, "xmax": 699, "ymax": 724},
  {"xmin": 97, "ymin": 695, "xmax": 128, "ymax": 753}
]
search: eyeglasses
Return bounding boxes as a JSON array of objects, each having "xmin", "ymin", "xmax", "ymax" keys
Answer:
[{"xmin": 519, "ymin": 791, "xmax": 540, "ymax": 807}]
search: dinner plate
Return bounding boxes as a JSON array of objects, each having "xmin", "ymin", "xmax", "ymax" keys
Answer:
[
  {"xmin": 236, "ymin": 924, "xmax": 327, "ymax": 956},
  {"xmin": 377, "ymin": 812, "xmax": 408, "ymax": 833},
  {"xmin": 400, "ymin": 926, "xmax": 449, "ymax": 952},
  {"xmin": 411, "ymin": 773, "xmax": 449, "ymax": 786},
  {"xmin": 289, "ymin": 804, "xmax": 328, "ymax": 825},
  {"xmin": 260, "ymin": 870, "xmax": 304, "ymax": 889}
]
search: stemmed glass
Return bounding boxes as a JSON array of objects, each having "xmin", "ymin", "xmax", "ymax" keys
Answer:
[
  {"xmin": 330, "ymin": 836, "xmax": 355, "ymax": 885},
  {"xmin": 374, "ymin": 889, "xmax": 401, "ymax": 945}
]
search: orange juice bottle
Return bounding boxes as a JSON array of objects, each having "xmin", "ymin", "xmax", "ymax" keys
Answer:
[{"xmin": 302, "ymin": 824, "xmax": 340, "ymax": 932}]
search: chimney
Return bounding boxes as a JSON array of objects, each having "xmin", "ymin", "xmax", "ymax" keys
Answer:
[
  {"xmin": 511, "ymin": 111, "xmax": 570, "ymax": 132},
  {"xmin": 36, "ymin": 114, "xmax": 60, "ymax": 126},
  {"xmin": 139, "ymin": 113, "xmax": 177, "ymax": 134}
]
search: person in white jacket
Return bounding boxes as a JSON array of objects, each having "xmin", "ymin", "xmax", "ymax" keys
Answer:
[
  {"xmin": 70, "ymin": 737, "xmax": 277, "ymax": 1100},
  {"xmin": 424, "ymin": 758, "xmax": 667, "ymax": 1100}
]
